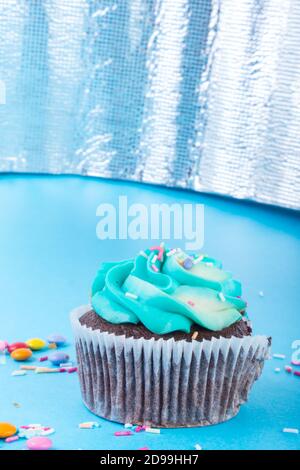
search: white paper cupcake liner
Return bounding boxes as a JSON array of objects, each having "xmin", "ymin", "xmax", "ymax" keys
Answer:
[{"xmin": 71, "ymin": 305, "xmax": 270, "ymax": 428}]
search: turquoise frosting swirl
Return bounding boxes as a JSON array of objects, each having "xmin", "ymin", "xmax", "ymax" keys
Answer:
[{"xmin": 91, "ymin": 247, "xmax": 247, "ymax": 335}]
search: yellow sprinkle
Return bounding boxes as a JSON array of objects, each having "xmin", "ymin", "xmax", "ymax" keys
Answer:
[{"xmin": 192, "ymin": 332, "xmax": 199, "ymax": 340}]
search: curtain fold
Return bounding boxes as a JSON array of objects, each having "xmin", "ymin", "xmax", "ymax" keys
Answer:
[{"xmin": 0, "ymin": 0, "xmax": 299, "ymax": 209}]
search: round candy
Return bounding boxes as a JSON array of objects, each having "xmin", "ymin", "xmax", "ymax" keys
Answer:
[
  {"xmin": 26, "ymin": 436, "xmax": 52, "ymax": 451},
  {"xmin": 48, "ymin": 351, "xmax": 69, "ymax": 366},
  {"xmin": 183, "ymin": 257, "xmax": 193, "ymax": 270},
  {"xmin": 10, "ymin": 348, "xmax": 32, "ymax": 361},
  {"xmin": 46, "ymin": 334, "xmax": 66, "ymax": 347},
  {"xmin": 26, "ymin": 338, "xmax": 46, "ymax": 351},
  {"xmin": 0, "ymin": 422, "xmax": 17, "ymax": 439},
  {"xmin": 0, "ymin": 340, "xmax": 8, "ymax": 352},
  {"xmin": 7, "ymin": 342, "xmax": 30, "ymax": 354}
]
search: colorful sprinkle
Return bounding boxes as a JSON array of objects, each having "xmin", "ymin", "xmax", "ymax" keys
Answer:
[
  {"xmin": 192, "ymin": 255, "xmax": 204, "ymax": 265},
  {"xmin": 293, "ymin": 371, "xmax": 300, "ymax": 377},
  {"xmin": 79, "ymin": 422, "xmax": 100, "ymax": 429},
  {"xmin": 259, "ymin": 291, "xmax": 264, "ymax": 297},
  {"xmin": 125, "ymin": 292, "xmax": 138, "ymax": 300},
  {"xmin": 67, "ymin": 367, "xmax": 78, "ymax": 373},
  {"xmin": 151, "ymin": 254, "xmax": 158, "ymax": 264},
  {"xmin": 274, "ymin": 368, "xmax": 281, "ymax": 373},
  {"xmin": 205, "ymin": 262, "xmax": 214, "ymax": 267},
  {"xmin": 187, "ymin": 300, "xmax": 195, "ymax": 307},
  {"xmin": 166, "ymin": 249, "xmax": 176, "ymax": 257},
  {"xmin": 291, "ymin": 360, "xmax": 300, "ymax": 366},
  {"xmin": 39, "ymin": 356, "xmax": 48, "ymax": 362},
  {"xmin": 35, "ymin": 367, "xmax": 61, "ymax": 373},
  {"xmin": 145, "ymin": 427, "xmax": 160, "ymax": 434},
  {"xmin": 139, "ymin": 251, "xmax": 148, "ymax": 259},
  {"xmin": 20, "ymin": 365, "xmax": 37, "ymax": 370},
  {"xmin": 283, "ymin": 428, "xmax": 299, "ymax": 434},
  {"xmin": 139, "ymin": 447, "xmax": 150, "ymax": 450},
  {"xmin": 152, "ymin": 265, "xmax": 159, "ymax": 273},
  {"xmin": 135, "ymin": 425, "xmax": 146, "ymax": 433},
  {"xmin": 218, "ymin": 292, "xmax": 226, "ymax": 302},
  {"xmin": 194, "ymin": 443, "xmax": 202, "ymax": 450},
  {"xmin": 192, "ymin": 332, "xmax": 198, "ymax": 340},
  {"xmin": 285, "ymin": 365, "xmax": 293, "ymax": 373},
  {"xmin": 273, "ymin": 354, "xmax": 286, "ymax": 359},
  {"xmin": 124, "ymin": 423, "xmax": 133, "ymax": 428},
  {"xmin": 11, "ymin": 370, "xmax": 27, "ymax": 376},
  {"xmin": 149, "ymin": 245, "xmax": 164, "ymax": 261},
  {"xmin": 114, "ymin": 431, "xmax": 133, "ymax": 436},
  {"xmin": 5, "ymin": 435, "xmax": 19, "ymax": 443}
]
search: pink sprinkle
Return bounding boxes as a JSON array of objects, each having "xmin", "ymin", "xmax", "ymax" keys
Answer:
[
  {"xmin": 293, "ymin": 371, "xmax": 300, "ymax": 377},
  {"xmin": 150, "ymin": 245, "xmax": 164, "ymax": 261},
  {"xmin": 285, "ymin": 365, "xmax": 293, "ymax": 373},
  {"xmin": 20, "ymin": 426, "xmax": 30, "ymax": 429},
  {"xmin": 67, "ymin": 367, "xmax": 78, "ymax": 373},
  {"xmin": 135, "ymin": 425, "xmax": 146, "ymax": 433},
  {"xmin": 187, "ymin": 300, "xmax": 195, "ymax": 307},
  {"xmin": 114, "ymin": 431, "xmax": 133, "ymax": 436},
  {"xmin": 139, "ymin": 447, "xmax": 150, "ymax": 450},
  {"xmin": 59, "ymin": 368, "xmax": 67, "ymax": 372},
  {"xmin": 39, "ymin": 356, "xmax": 48, "ymax": 362},
  {"xmin": 5, "ymin": 436, "xmax": 19, "ymax": 443},
  {"xmin": 291, "ymin": 360, "xmax": 300, "ymax": 366},
  {"xmin": 152, "ymin": 265, "xmax": 159, "ymax": 273}
]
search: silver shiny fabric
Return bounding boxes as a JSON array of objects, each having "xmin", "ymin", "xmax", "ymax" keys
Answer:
[{"xmin": 0, "ymin": 0, "xmax": 299, "ymax": 209}]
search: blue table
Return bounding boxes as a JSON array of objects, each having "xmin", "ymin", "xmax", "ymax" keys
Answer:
[{"xmin": 0, "ymin": 174, "xmax": 299, "ymax": 450}]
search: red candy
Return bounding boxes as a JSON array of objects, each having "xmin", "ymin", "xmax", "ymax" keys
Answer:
[{"xmin": 7, "ymin": 342, "xmax": 30, "ymax": 353}]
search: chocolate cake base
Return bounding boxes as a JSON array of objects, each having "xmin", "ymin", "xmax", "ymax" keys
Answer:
[
  {"xmin": 72, "ymin": 306, "xmax": 270, "ymax": 428},
  {"xmin": 79, "ymin": 309, "xmax": 252, "ymax": 342}
]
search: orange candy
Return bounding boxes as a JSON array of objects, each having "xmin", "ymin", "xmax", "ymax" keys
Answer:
[
  {"xmin": 0, "ymin": 422, "xmax": 17, "ymax": 439},
  {"xmin": 10, "ymin": 348, "xmax": 32, "ymax": 361}
]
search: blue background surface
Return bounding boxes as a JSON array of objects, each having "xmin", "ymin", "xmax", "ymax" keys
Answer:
[{"xmin": 0, "ymin": 174, "xmax": 299, "ymax": 450}]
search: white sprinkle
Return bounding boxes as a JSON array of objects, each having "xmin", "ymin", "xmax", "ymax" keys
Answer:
[
  {"xmin": 11, "ymin": 370, "xmax": 27, "ymax": 376},
  {"xmin": 273, "ymin": 354, "xmax": 286, "ymax": 359},
  {"xmin": 139, "ymin": 251, "xmax": 148, "ymax": 259},
  {"xmin": 0, "ymin": 353, "xmax": 7, "ymax": 365},
  {"xmin": 192, "ymin": 255, "xmax": 204, "ymax": 265},
  {"xmin": 259, "ymin": 291, "xmax": 264, "ymax": 297},
  {"xmin": 218, "ymin": 292, "xmax": 226, "ymax": 302},
  {"xmin": 41, "ymin": 428, "xmax": 55, "ymax": 436},
  {"xmin": 152, "ymin": 254, "xmax": 157, "ymax": 264},
  {"xmin": 283, "ymin": 428, "xmax": 299, "ymax": 434},
  {"xmin": 145, "ymin": 427, "xmax": 160, "ymax": 434},
  {"xmin": 124, "ymin": 423, "xmax": 133, "ymax": 428},
  {"xmin": 194, "ymin": 443, "xmax": 202, "ymax": 450},
  {"xmin": 274, "ymin": 368, "xmax": 281, "ymax": 373},
  {"xmin": 205, "ymin": 262, "xmax": 214, "ymax": 267},
  {"xmin": 59, "ymin": 362, "xmax": 73, "ymax": 368},
  {"xmin": 125, "ymin": 292, "xmax": 138, "ymax": 300},
  {"xmin": 166, "ymin": 249, "xmax": 176, "ymax": 257}
]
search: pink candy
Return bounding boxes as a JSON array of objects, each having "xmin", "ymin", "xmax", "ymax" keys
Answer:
[
  {"xmin": 135, "ymin": 426, "xmax": 146, "ymax": 433},
  {"xmin": 5, "ymin": 436, "xmax": 19, "ymax": 443},
  {"xmin": 114, "ymin": 431, "xmax": 133, "ymax": 436},
  {"xmin": 0, "ymin": 340, "xmax": 8, "ymax": 351},
  {"xmin": 26, "ymin": 436, "xmax": 53, "ymax": 450}
]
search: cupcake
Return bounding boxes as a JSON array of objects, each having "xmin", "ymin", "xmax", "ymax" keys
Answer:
[{"xmin": 71, "ymin": 246, "xmax": 270, "ymax": 427}]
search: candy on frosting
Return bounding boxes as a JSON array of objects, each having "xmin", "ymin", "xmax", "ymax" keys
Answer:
[{"xmin": 91, "ymin": 248, "xmax": 247, "ymax": 334}]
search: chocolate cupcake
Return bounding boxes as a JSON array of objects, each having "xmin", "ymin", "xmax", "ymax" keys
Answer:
[{"xmin": 71, "ymin": 246, "xmax": 270, "ymax": 427}]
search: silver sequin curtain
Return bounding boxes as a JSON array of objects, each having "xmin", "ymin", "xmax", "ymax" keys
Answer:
[{"xmin": 0, "ymin": 0, "xmax": 299, "ymax": 209}]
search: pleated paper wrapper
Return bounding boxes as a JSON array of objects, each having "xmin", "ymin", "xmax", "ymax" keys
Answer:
[{"xmin": 71, "ymin": 306, "xmax": 270, "ymax": 428}]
